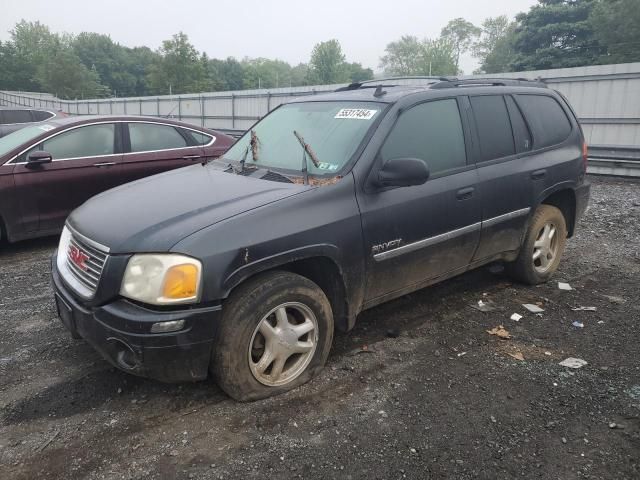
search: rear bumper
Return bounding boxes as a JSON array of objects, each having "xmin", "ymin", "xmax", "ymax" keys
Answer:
[{"xmin": 52, "ymin": 253, "xmax": 221, "ymax": 383}]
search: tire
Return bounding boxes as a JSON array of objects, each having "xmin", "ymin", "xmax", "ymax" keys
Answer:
[
  {"xmin": 508, "ymin": 204, "xmax": 567, "ymax": 285},
  {"xmin": 211, "ymin": 271, "xmax": 334, "ymax": 401}
]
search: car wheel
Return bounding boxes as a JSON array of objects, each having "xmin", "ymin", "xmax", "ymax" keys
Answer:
[
  {"xmin": 211, "ymin": 271, "xmax": 334, "ymax": 401},
  {"xmin": 508, "ymin": 204, "xmax": 567, "ymax": 285}
]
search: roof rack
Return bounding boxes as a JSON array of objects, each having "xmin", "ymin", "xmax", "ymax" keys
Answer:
[
  {"xmin": 334, "ymin": 76, "xmax": 452, "ymax": 92},
  {"xmin": 430, "ymin": 77, "xmax": 547, "ymax": 89}
]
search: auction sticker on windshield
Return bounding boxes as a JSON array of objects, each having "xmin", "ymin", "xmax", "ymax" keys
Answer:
[{"xmin": 334, "ymin": 109, "xmax": 378, "ymax": 120}]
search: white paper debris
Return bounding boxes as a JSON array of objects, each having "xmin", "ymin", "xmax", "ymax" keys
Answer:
[
  {"xmin": 571, "ymin": 306, "xmax": 597, "ymax": 312},
  {"xmin": 559, "ymin": 357, "xmax": 588, "ymax": 369},
  {"xmin": 558, "ymin": 282, "xmax": 572, "ymax": 290},
  {"xmin": 523, "ymin": 304, "xmax": 544, "ymax": 313},
  {"xmin": 510, "ymin": 313, "xmax": 523, "ymax": 321}
]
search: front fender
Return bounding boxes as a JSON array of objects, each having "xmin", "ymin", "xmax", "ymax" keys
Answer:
[{"xmin": 222, "ymin": 244, "xmax": 342, "ymax": 297}]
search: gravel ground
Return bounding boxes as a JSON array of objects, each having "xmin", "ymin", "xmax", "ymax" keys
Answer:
[{"xmin": 1, "ymin": 175, "xmax": 639, "ymax": 480}]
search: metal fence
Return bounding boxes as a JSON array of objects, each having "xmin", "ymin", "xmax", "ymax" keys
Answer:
[{"xmin": 2, "ymin": 62, "xmax": 640, "ymax": 147}]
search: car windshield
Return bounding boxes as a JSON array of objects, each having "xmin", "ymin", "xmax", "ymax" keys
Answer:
[
  {"xmin": 0, "ymin": 124, "xmax": 53, "ymax": 158},
  {"xmin": 222, "ymin": 101, "xmax": 384, "ymax": 175}
]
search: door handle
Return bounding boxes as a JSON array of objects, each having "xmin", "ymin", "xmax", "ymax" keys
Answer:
[
  {"xmin": 93, "ymin": 162, "xmax": 116, "ymax": 167},
  {"xmin": 531, "ymin": 169, "xmax": 547, "ymax": 180},
  {"xmin": 456, "ymin": 187, "xmax": 475, "ymax": 200},
  {"xmin": 182, "ymin": 155, "xmax": 201, "ymax": 160}
]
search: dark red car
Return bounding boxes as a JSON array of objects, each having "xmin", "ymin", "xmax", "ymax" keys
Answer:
[{"xmin": 0, "ymin": 116, "xmax": 234, "ymax": 242}]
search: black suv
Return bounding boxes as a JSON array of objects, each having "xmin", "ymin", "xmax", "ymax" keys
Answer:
[{"xmin": 52, "ymin": 77, "xmax": 590, "ymax": 401}]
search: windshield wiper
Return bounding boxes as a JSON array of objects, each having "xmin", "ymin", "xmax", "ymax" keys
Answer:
[{"xmin": 293, "ymin": 130, "xmax": 321, "ymax": 185}]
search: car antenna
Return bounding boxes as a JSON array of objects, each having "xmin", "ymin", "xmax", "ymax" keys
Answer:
[
  {"xmin": 373, "ymin": 85, "xmax": 387, "ymax": 97},
  {"xmin": 293, "ymin": 130, "xmax": 320, "ymax": 185},
  {"xmin": 239, "ymin": 145, "xmax": 250, "ymax": 173}
]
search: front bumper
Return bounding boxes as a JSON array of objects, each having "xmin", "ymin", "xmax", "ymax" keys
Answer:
[{"xmin": 52, "ymin": 253, "xmax": 221, "ymax": 383}]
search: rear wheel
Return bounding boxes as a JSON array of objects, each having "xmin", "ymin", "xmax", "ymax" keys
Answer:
[
  {"xmin": 211, "ymin": 271, "xmax": 334, "ymax": 401},
  {"xmin": 508, "ymin": 205, "xmax": 567, "ymax": 285}
]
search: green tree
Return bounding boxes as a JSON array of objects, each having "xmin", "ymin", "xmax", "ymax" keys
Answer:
[
  {"xmin": 307, "ymin": 39, "xmax": 349, "ymax": 84},
  {"xmin": 421, "ymin": 38, "xmax": 458, "ymax": 76},
  {"xmin": 379, "ymin": 35, "xmax": 424, "ymax": 75},
  {"xmin": 147, "ymin": 32, "xmax": 207, "ymax": 94},
  {"xmin": 290, "ymin": 63, "xmax": 309, "ymax": 86},
  {"xmin": 441, "ymin": 18, "xmax": 481, "ymax": 72},
  {"xmin": 345, "ymin": 62, "xmax": 374, "ymax": 82},
  {"xmin": 72, "ymin": 32, "xmax": 143, "ymax": 96},
  {"xmin": 473, "ymin": 16, "xmax": 518, "ymax": 73},
  {"xmin": 380, "ymin": 35, "xmax": 457, "ymax": 76},
  {"xmin": 511, "ymin": 0, "xmax": 604, "ymax": 70},
  {"xmin": 0, "ymin": 40, "xmax": 37, "ymax": 91},
  {"xmin": 36, "ymin": 47, "xmax": 106, "ymax": 99},
  {"xmin": 590, "ymin": 0, "xmax": 640, "ymax": 64}
]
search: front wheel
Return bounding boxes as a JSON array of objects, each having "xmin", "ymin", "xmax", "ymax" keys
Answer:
[
  {"xmin": 211, "ymin": 271, "xmax": 334, "ymax": 401},
  {"xmin": 508, "ymin": 204, "xmax": 567, "ymax": 285}
]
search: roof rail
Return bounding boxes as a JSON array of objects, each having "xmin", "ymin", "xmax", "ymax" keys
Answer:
[
  {"xmin": 335, "ymin": 76, "xmax": 453, "ymax": 92},
  {"xmin": 430, "ymin": 77, "xmax": 547, "ymax": 89}
]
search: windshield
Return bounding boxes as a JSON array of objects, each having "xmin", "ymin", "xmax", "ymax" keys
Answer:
[
  {"xmin": 0, "ymin": 124, "xmax": 53, "ymax": 158},
  {"xmin": 223, "ymin": 101, "xmax": 384, "ymax": 175}
]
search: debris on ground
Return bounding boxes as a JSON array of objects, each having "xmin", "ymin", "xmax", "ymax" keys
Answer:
[
  {"xmin": 487, "ymin": 325, "xmax": 511, "ymax": 339},
  {"xmin": 510, "ymin": 313, "xmax": 523, "ymax": 321},
  {"xmin": 471, "ymin": 299, "xmax": 497, "ymax": 312},
  {"xmin": 559, "ymin": 357, "xmax": 588, "ymax": 369},
  {"xmin": 571, "ymin": 306, "xmax": 597, "ymax": 312},
  {"xmin": 523, "ymin": 304, "xmax": 545, "ymax": 313},
  {"xmin": 572, "ymin": 321, "xmax": 585, "ymax": 328},
  {"xmin": 558, "ymin": 282, "xmax": 573, "ymax": 291},
  {"xmin": 602, "ymin": 294, "xmax": 625, "ymax": 304},
  {"xmin": 508, "ymin": 352, "xmax": 525, "ymax": 361}
]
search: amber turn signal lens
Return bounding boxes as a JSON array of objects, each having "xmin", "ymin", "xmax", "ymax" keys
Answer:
[{"xmin": 162, "ymin": 264, "xmax": 199, "ymax": 299}]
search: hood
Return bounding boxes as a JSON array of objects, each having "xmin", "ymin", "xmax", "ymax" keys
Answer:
[{"xmin": 68, "ymin": 164, "xmax": 307, "ymax": 253}]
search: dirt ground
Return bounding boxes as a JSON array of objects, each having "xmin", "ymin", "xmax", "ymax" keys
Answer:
[{"xmin": 1, "ymin": 175, "xmax": 639, "ymax": 480}]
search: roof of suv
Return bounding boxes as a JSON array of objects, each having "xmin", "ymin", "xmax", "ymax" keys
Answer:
[{"xmin": 292, "ymin": 77, "xmax": 550, "ymax": 104}]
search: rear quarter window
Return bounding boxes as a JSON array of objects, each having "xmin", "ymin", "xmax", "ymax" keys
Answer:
[
  {"xmin": 515, "ymin": 94, "xmax": 572, "ymax": 149},
  {"xmin": 31, "ymin": 110, "xmax": 55, "ymax": 121},
  {"xmin": 1, "ymin": 110, "xmax": 33, "ymax": 124}
]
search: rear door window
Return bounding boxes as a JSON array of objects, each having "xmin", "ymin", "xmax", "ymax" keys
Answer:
[
  {"xmin": 505, "ymin": 96, "xmax": 532, "ymax": 153},
  {"xmin": 2, "ymin": 110, "xmax": 33, "ymax": 124},
  {"xmin": 469, "ymin": 95, "xmax": 515, "ymax": 162},
  {"xmin": 128, "ymin": 123, "xmax": 188, "ymax": 152},
  {"xmin": 515, "ymin": 94, "xmax": 572, "ymax": 149},
  {"xmin": 380, "ymin": 98, "xmax": 467, "ymax": 176},
  {"xmin": 41, "ymin": 124, "xmax": 115, "ymax": 160}
]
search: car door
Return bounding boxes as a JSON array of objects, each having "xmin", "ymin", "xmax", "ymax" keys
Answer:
[
  {"xmin": 12, "ymin": 122, "xmax": 123, "ymax": 233},
  {"xmin": 469, "ymin": 94, "xmax": 536, "ymax": 261},
  {"xmin": 357, "ymin": 97, "xmax": 481, "ymax": 302},
  {"xmin": 119, "ymin": 122, "xmax": 205, "ymax": 183}
]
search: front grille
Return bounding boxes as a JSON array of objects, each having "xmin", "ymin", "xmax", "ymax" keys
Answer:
[{"xmin": 65, "ymin": 232, "xmax": 108, "ymax": 295}]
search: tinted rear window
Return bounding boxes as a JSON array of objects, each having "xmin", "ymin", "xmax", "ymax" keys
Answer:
[
  {"xmin": 2, "ymin": 110, "xmax": 32, "ymax": 124},
  {"xmin": 31, "ymin": 110, "xmax": 54, "ymax": 121},
  {"xmin": 470, "ymin": 95, "xmax": 515, "ymax": 162},
  {"xmin": 515, "ymin": 95, "xmax": 572, "ymax": 149}
]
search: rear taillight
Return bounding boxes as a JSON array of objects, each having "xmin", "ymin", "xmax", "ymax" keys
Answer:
[{"xmin": 582, "ymin": 141, "xmax": 588, "ymax": 171}]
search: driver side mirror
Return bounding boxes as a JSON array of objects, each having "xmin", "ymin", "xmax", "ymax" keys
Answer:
[
  {"xmin": 26, "ymin": 150, "xmax": 53, "ymax": 168},
  {"xmin": 375, "ymin": 157, "xmax": 430, "ymax": 188}
]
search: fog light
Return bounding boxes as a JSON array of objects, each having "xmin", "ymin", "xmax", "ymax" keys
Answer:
[{"xmin": 150, "ymin": 319, "xmax": 185, "ymax": 333}]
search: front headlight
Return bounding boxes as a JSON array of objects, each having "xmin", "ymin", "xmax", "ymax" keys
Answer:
[{"xmin": 120, "ymin": 254, "xmax": 202, "ymax": 305}]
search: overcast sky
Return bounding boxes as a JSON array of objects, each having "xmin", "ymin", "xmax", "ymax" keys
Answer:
[{"xmin": 0, "ymin": 0, "xmax": 538, "ymax": 75}]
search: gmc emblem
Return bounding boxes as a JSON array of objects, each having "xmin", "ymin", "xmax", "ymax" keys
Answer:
[{"xmin": 68, "ymin": 245, "xmax": 90, "ymax": 271}]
